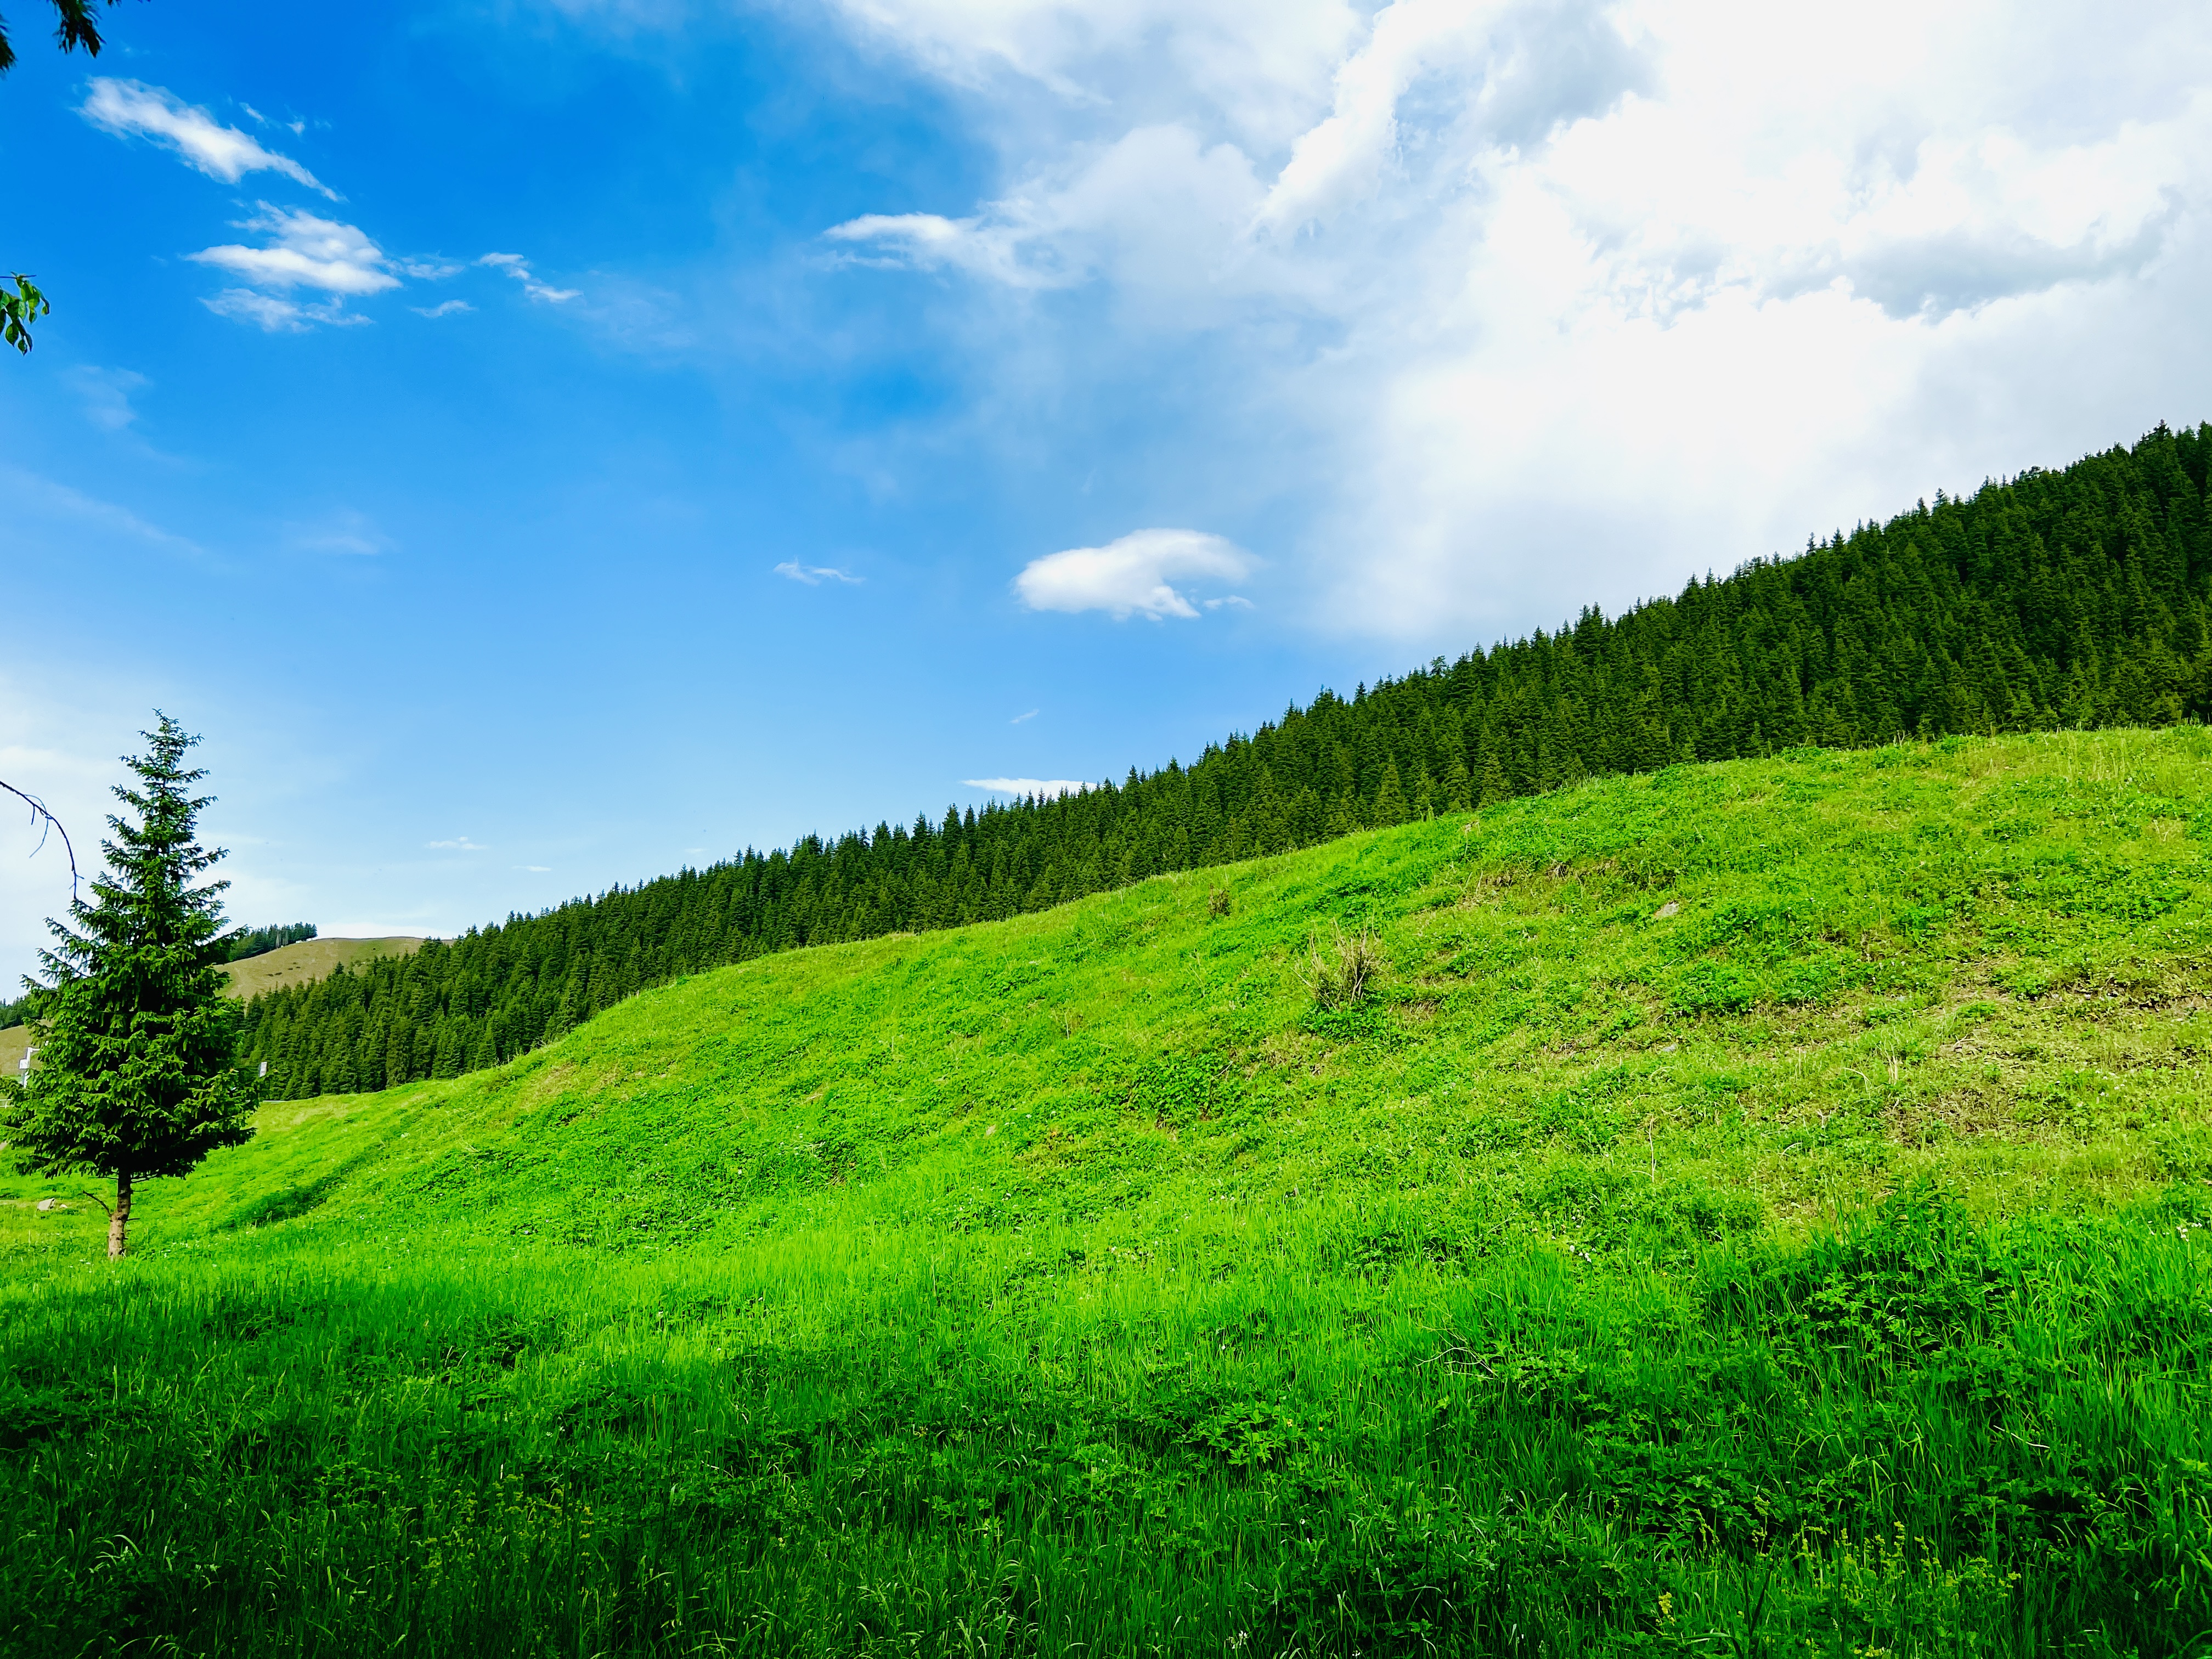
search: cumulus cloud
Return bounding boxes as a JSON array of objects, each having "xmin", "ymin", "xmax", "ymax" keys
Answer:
[
  {"xmin": 184, "ymin": 207, "xmax": 421, "ymax": 329},
  {"xmin": 480, "ymin": 252, "xmax": 581, "ymax": 303},
  {"xmin": 775, "ymin": 560, "xmax": 864, "ymax": 584},
  {"xmin": 963, "ymin": 777, "xmax": 1092, "ymax": 797},
  {"xmin": 190, "ymin": 206, "xmax": 398, "ymax": 296},
  {"xmin": 794, "ymin": 0, "xmax": 2212, "ymax": 639},
  {"xmin": 80, "ymin": 79, "xmax": 335, "ymax": 198},
  {"xmin": 1014, "ymin": 528, "xmax": 1254, "ymax": 620}
]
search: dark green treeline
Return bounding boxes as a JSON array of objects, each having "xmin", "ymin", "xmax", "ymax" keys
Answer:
[{"xmin": 242, "ymin": 422, "xmax": 2212, "ymax": 1099}]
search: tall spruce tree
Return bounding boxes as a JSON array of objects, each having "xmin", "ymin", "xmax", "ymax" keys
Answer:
[{"xmin": 0, "ymin": 716, "xmax": 255, "ymax": 1256}]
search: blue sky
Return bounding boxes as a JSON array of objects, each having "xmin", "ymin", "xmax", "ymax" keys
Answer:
[{"xmin": 4, "ymin": 0, "xmax": 2210, "ymax": 977}]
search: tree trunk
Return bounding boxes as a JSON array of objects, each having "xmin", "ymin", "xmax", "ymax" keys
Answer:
[{"xmin": 108, "ymin": 1169, "xmax": 132, "ymax": 1259}]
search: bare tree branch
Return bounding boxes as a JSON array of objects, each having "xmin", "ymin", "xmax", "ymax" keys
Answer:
[{"xmin": 0, "ymin": 777, "xmax": 80, "ymax": 901}]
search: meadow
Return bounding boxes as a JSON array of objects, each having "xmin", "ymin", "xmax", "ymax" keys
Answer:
[{"xmin": 2, "ymin": 730, "xmax": 2210, "ymax": 1656}]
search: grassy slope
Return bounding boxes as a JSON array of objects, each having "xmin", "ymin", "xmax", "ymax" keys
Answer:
[
  {"xmin": 11, "ymin": 728, "xmax": 2211, "ymax": 1252},
  {"xmin": 3, "ymin": 732, "xmax": 2210, "ymax": 1657},
  {"xmin": 0, "ymin": 935, "xmax": 422, "ymax": 1078}
]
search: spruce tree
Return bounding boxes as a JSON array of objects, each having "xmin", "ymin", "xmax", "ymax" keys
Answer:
[
  {"xmin": 1370, "ymin": 761, "xmax": 1410, "ymax": 826},
  {"xmin": 0, "ymin": 716, "xmax": 255, "ymax": 1256}
]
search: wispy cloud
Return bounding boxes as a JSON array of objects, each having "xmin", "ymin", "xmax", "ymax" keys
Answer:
[
  {"xmin": 83, "ymin": 83, "xmax": 570, "ymax": 336},
  {"xmin": 288, "ymin": 509, "xmax": 392, "ymax": 556},
  {"xmin": 513, "ymin": 864, "xmax": 551, "ymax": 872},
  {"xmin": 964, "ymin": 777, "xmax": 1091, "ymax": 797},
  {"xmin": 479, "ymin": 252, "xmax": 580, "ymax": 303},
  {"xmin": 238, "ymin": 103, "xmax": 308, "ymax": 138},
  {"xmin": 0, "ymin": 464, "xmax": 200, "ymax": 555},
  {"xmin": 81, "ymin": 79, "xmax": 335, "ymax": 198},
  {"xmin": 775, "ymin": 561, "xmax": 864, "ymax": 585},
  {"xmin": 1014, "ymin": 528, "xmax": 1254, "ymax": 621},
  {"xmin": 427, "ymin": 836, "xmax": 484, "ymax": 850},
  {"xmin": 189, "ymin": 219, "xmax": 557, "ymax": 331},
  {"xmin": 202, "ymin": 290, "xmax": 366, "ymax": 332},
  {"xmin": 1010, "ymin": 708, "xmax": 1039, "ymax": 724},
  {"xmin": 65, "ymin": 366, "xmax": 149, "ymax": 432}
]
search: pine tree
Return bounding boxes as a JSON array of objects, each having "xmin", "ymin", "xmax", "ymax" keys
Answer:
[
  {"xmin": 1370, "ymin": 761, "xmax": 1410, "ymax": 826},
  {"xmin": 0, "ymin": 716, "xmax": 255, "ymax": 1257},
  {"xmin": 1442, "ymin": 752, "xmax": 1473, "ymax": 811}
]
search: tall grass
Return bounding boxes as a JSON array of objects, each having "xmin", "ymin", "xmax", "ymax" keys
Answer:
[{"xmin": 2, "ymin": 1180, "xmax": 2207, "ymax": 1656}]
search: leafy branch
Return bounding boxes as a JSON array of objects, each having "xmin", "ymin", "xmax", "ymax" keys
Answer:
[
  {"xmin": 1, "ymin": 273, "xmax": 49, "ymax": 354},
  {"xmin": 0, "ymin": 0, "xmax": 129, "ymax": 77},
  {"xmin": 4, "ymin": 3, "xmax": 145, "ymax": 352}
]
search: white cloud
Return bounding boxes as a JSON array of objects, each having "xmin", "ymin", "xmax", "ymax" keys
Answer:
[
  {"xmin": 775, "ymin": 560, "xmax": 864, "ymax": 584},
  {"xmin": 799, "ymin": 0, "xmax": 2212, "ymax": 639},
  {"xmin": 190, "ymin": 206, "xmax": 399, "ymax": 297},
  {"xmin": 428, "ymin": 837, "xmax": 486, "ymax": 850},
  {"xmin": 826, "ymin": 126, "xmax": 1267, "ymax": 304},
  {"xmin": 1010, "ymin": 708, "xmax": 1039, "ymax": 723},
  {"xmin": 195, "ymin": 236, "xmax": 588, "ymax": 329},
  {"xmin": 1014, "ymin": 527, "xmax": 1254, "ymax": 620},
  {"xmin": 65, "ymin": 366, "xmax": 149, "ymax": 432},
  {"xmin": 479, "ymin": 252, "xmax": 582, "ymax": 303},
  {"xmin": 514, "ymin": 864, "xmax": 552, "ymax": 872},
  {"xmin": 202, "ymin": 290, "xmax": 370, "ymax": 332},
  {"xmin": 963, "ymin": 777, "xmax": 1092, "ymax": 797},
  {"xmin": 80, "ymin": 79, "xmax": 335, "ymax": 198}
]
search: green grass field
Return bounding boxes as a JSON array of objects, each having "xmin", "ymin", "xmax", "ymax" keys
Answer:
[{"xmin": 3, "ymin": 731, "xmax": 2210, "ymax": 1656}]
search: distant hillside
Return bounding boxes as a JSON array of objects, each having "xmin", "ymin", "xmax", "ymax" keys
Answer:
[
  {"xmin": 218, "ymin": 935, "xmax": 425, "ymax": 998},
  {"xmin": 0, "ymin": 936, "xmax": 424, "ymax": 1075},
  {"xmin": 239, "ymin": 421, "xmax": 2212, "ymax": 1102}
]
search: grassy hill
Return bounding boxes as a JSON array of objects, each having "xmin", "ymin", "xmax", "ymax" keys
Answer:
[
  {"xmin": 216, "ymin": 932, "xmax": 425, "ymax": 998},
  {"xmin": 0, "ymin": 935, "xmax": 424, "ymax": 1076},
  {"xmin": 2, "ymin": 732, "xmax": 2209, "ymax": 1656}
]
